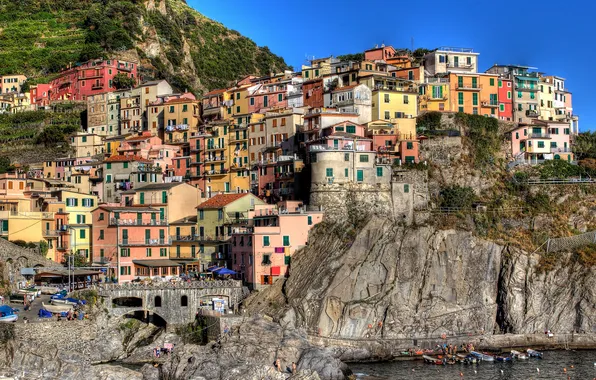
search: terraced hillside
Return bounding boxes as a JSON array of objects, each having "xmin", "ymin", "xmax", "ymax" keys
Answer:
[{"xmin": 0, "ymin": 0, "xmax": 289, "ymax": 92}]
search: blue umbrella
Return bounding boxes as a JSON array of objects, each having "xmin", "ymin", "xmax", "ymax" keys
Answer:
[
  {"xmin": 214, "ymin": 268, "xmax": 237, "ymax": 275},
  {"xmin": 206, "ymin": 266, "xmax": 222, "ymax": 272}
]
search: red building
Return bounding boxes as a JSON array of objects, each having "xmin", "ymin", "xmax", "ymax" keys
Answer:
[
  {"xmin": 29, "ymin": 84, "xmax": 51, "ymax": 109},
  {"xmin": 302, "ymin": 79, "xmax": 324, "ymax": 109},
  {"xmin": 49, "ymin": 59, "xmax": 138, "ymax": 101},
  {"xmin": 498, "ymin": 78, "xmax": 513, "ymax": 121}
]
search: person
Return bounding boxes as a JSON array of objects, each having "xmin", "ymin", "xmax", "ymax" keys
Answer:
[
  {"xmin": 292, "ymin": 362, "xmax": 297, "ymax": 374},
  {"xmin": 275, "ymin": 359, "xmax": 281, "ymax": 372},
  {"xmin": 23, "ymin": 317, "xmax": 28, "ymax": 324}
]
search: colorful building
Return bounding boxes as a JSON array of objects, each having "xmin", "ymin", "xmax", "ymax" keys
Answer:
[
  {"xmin": 195, "ymin": 193, "xmax": 265, "ymax": 271},
  {"xmin": 91, "ymin": 206, "xmax": 174, "ymax": 283},
  {"xmin": 448, "ymin": 73, "xmax": 499, "ymax": 117},
  {"xmin": 49, "ymin": 59, "xmax": 138, "ymax": 101},
  {"xmin": 424, "ymin": 47, "xmax": 479, "ymax": 76},
  {"xmin": 231, "ymin": 200, "xmax": 323, "ymax": 289},
  {"xmin": 497, "ymin": 78, "xmax": 513, "ymax": 121},
  {"xmin": 1, "ymin": 74, "xmax": 27, "ymax": 94},
  {"xmin": 509, "ymin": 120, "xmax": 574, "ymax": 164},
  {"xmin": 102, "ymin": 155, "xmax": 163, "ymax": 203},
  {"xmin": 485, "ymin": 65, "xmax": 540, "ymax": 124}
]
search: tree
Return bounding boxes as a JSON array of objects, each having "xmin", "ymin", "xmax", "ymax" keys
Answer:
[
  {"xmin": 573, "ymin": 132, "xmax": 596, "ymax": 160},
  {"xmin": 112, "ymin": 73, "xmax": 135, "ymax": 90},
  {"xmin": 39, "ymin": 240, "xmax": 49, "ymax": 257},
  {"xmin": 439, "ymin": 186, "xmax": 477, "ymax": 209},
  {"xmin": 62, "ymin": 253, "xmax": 89, "ymax": 268},
  {"xmin": 0, "ymin": 156, "xmax": 15, "ymax": 174}
]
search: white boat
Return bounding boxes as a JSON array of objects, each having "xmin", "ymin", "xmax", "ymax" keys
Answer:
[
  {"xmin": 42, "ymin": 302, "xmax": 73, "ymax": 313},
  {"xmin": 0, "ymin": 315, "xmax": 18, "ymax": 323},
  {"xmin": 511, "ymin": 350, "xmax": 528, "ymax": 360},
  {"xmin": 38, "ymin": 286, "xmax": 60, "ymax": 295},
  {"xmin": 0, "ymin": 306, "xmax": 18, "ymax": 323}
]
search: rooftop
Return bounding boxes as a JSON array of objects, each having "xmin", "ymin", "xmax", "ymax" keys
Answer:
[
  {"xmin": 196, "ymin": 193, "xmax": 250, "ymax": 209},
  {"xmin": 104, "ymin": 155, "xmax": 151, "ymax": 163},
  {"xmin": 133, "ymin": 182, "xmax": 185, "ymax": 191},
  {"xmin": 97, "ymin": 206, "xmax": 159, "ymax": 212}
]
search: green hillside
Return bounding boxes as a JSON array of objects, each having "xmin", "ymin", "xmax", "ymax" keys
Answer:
[{"xmin": 0, "ymin": 0, "xmax": 289, "ymax": 91}]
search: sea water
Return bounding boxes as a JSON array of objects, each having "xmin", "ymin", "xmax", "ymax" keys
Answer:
[{"xmin": 350, "ymin": 350, "xmax": 596, "ymax": 380}]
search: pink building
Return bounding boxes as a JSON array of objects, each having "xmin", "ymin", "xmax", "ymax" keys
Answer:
[
  {"xmin": 231, "ymin": 201, "xmax": 323, "ymax": 289},
  {"xmin": 167, "ymin": 156, "xmax": 191, "ymax": 179},
  {"xmin": 509, "ymin": 120, "xmax": 573, "ymax": 164},
  {"xmin": 91, "ymin": 206, "xmax": 175, "ymax": 283},
  {"xmin": 248, "ymin": 82, "xmax": 288, "ymax": 113},
  {"xmin": 118, "ymin": 132, "xmax": 179, "ymax": 169},
  {"xmin": 49, "ymin": 59, "xmax": 138, "ymax": 101}
]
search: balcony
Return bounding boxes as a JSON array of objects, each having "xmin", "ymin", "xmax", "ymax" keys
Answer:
[
  {"xmin": 204, "ymin": 155, "xmax": 226, "ymax": 163},
  {"xmin": 551, "ymin": 147, "xmax": 572, "ymax": 153},
  {"xmin": 526, "ymin": 110, "xmax": 540, "ymax": 118},
  {"xmin": 230, "ymin": 124, "xmax": 248, "ymax": 131},
  {"xmin": 212, "ymin": 252, "xmax": 227, "ymax": 261},
  {"xmin": 275, "ymin": 172, "xmax": 295, "ymax": 180},
  {"xmin": 527, "ymin": 133, "xmax": 551, "ymax": 139},
  {"xmin": 120, "ymin": 238, "xmax": 170, "ymax": 246},
  {"xmin": 56, "ymin": 244, "xmax": 69, "ymax": 251},
  {"xmin": 230, "ymin": 164, "xmax": 249, "ymax": 171},
  {"xmin": 481, "ymin": 101, "xmax": 498, "ymax": 108},
  {"xmin": 91, "ymin": 84, "xmax": 104, "ymax": 90},
  {"xmin": 109, "ymin": 219, "xmax": 168, "ymax": 226},
  {"xmin": 229, "ymin": 135, "xmax": 248, "ymax": 143},
  {"xmin": 455, "ymin": 83, "xmax": 481, "ymax": 91},
  {"xmin": 203, "ymin": 169, "xmax": 229, "ymax": 176},
  {"xmin": 516, "ymin": 84, "xmax": 538, "ymax": 91},
  {"xmin": 43, "ymin": 230, "xmax": 60, "ymax": 237},
  {"xmin": 205, "ymin": 145, "xmax": 225, "ymax": 151}
]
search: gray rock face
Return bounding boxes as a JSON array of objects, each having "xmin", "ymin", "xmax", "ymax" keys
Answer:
[
  {"xmin": 298, "ymin": 349, "xmax": 351, "ymax": 380},
  {"xmin": 277, "ymin": 217, "xmax": 595, "ymax": 340}
]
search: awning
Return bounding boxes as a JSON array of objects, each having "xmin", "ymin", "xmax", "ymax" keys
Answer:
[
  {"xmin": 214, "ymin": 268, "xmax": 236, "ymax": 275},
  {"xmin": 132, "ymin": 259, "xmax": 183, "ymax": 268},
  {"xmin": 206, "ymin": 266, "xmax": 222, "ymax": 272},
  {"xmin": 515, "ymin": 75, "xmax": 538, "ymax": 81},
  {"xmin": 114, "ymin": 174, "xmax": 130, "ymax": 181},
  {"xmin": 21, "ymin": 268, "xmax": 36, "ymax": 276}
]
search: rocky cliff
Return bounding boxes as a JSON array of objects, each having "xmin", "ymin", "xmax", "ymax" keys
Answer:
[{"xmin": 247, "ymin": 217, "xmax": 595, "ymax": 341}]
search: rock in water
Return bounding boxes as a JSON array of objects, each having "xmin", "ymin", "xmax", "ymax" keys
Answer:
[{"xmin": 298, "ymin": 349, "xmax": 352, "ymax": 380}]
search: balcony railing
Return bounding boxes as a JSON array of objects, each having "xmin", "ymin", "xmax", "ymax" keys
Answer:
[
  {"xmin": 455, "ymin": 84, "xmax": 482, "ymax": 90},
  {"xmin": 120, "ymin": 239, "xmax": 170, "ymax": 246},
  {"xmin": 204, "ymin": 156, "xmax": 226, "ymax": 163},
  {"xmin": 527, "ymin": 133, "xmax": 551, "ymax": 139},
  {"xmin": 551, "ymin": 147, "xmax": 572, "ymax": 153},
  {"xmin": 205, "ymin": 145, "xmax": 225, "ymax": 151},
  {"xmin": 43, "ymin": 230, "xmax": 60, "ymax": 237},
  {"xmin": 526, "ymin": 110, "xmax": 539, "ymax": 118},
  {"xmin": 204, "ymin": 169, "xmax": 228, "ymax": 176},
  {"xmin": 481, "ymin": 101, "xmax": 498, "ymax": 108},
  {"xmin": 109, "ymin": 219, "xmax": 168, "ymax": 226},
  {"xmin": 516, "ymin": 84, "xmax": 538, "ymax": 91}
]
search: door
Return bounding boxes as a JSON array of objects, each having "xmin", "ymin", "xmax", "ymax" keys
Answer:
[
  {"xmin": 454, "ymin": 56, "xmax": 459, "ymax": 67},
  {"xmin": 356, "ymin": 170, "xmax": 363, "ymax": 182},
  {"xmin": 145, "ymin": 229, "xmax": 151, "ymax": 244}
]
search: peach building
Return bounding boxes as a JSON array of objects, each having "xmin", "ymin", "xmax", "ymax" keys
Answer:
[
  {"xmin": 91, "ymin": 206, "xmax": 176, "ymax": 283},
  {"xmin": 509, "ymin": 120, "xmax": 574, "ymax": 164},
  {"xmin": 231, "ymin": 201, "xmax": 323, "ymax": 289}
]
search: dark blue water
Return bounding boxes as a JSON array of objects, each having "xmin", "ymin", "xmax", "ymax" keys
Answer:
[{"xmin": 350, "ymin": 350, "xmax": 596, "ymax": 380}]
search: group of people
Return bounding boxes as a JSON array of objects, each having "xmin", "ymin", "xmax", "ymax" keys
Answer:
[
  {"xmin": 273, "ymin": 359, "xmax": 297, "ymax": 374},
  {"xmin": 153, "ymin": 344, "xmax": 175, "ymax": 358}
]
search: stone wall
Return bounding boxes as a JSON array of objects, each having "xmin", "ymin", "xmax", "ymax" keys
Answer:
[
  {"xmin": 419, "ymin": 136, "xmax": 463, "ymax": 165},
  {"xmin": 0, "ymin": 238, "xmax": 59, "ymax": 288}
]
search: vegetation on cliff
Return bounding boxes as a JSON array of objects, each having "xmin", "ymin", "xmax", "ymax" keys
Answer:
[{"xmin": 0, "ymin": 0, "xmax": 289, "ymax": 93}]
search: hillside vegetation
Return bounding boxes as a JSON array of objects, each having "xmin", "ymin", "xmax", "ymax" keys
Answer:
[{"xmin": 0, "ymin": 0, "xmax": 289, "ymax": 92}]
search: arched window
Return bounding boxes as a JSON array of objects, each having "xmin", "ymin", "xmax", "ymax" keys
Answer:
[
  {"xmin": 181, "ymin": 295, "xmax": 188, "ymax": 307},
  {"xmin": 154, "ymin": 296, "xmax": 162, "ymax": 307}
]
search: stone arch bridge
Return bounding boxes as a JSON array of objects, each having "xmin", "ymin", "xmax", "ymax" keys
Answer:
[{"xmin": 94, "ymin": 280, "xmax": 247, "ymax": 326}]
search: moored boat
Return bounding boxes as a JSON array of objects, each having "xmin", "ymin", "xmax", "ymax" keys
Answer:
[
  {"xmin": 423, "ymin": 355, "xmax": 444, "ymax": 365},
  {"xmin": 495, "ymin": 355, "xmax": 512, "ymax": 362},
  {"xmin": 42, "ymin": 302, "xmax": 73, "ymax": 313},
  {"xmin": 527, "ymin": 349, "xmax": 543, "ymax": 358},
  {"xmin": 511, "ymin": 350, "xmax": 528, "ymax": 360},
  {"xmin": 456, "ymin": 353, "xmax": 478, "ymax": 364},
  {"xmin": 0, "ymin": 306, "xmax": 18, "ymax": 323},
  {"xmin": 470, "ymin": 351, "xmax": 495, "ymax": 362}
]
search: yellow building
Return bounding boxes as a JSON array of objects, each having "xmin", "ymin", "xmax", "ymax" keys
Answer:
[
  {"xmin": 539, "ymin": 78, "xmax": 555, "ymax": 120},
  {"xmin": 371, "ymin": 78, "xmax": 418, "ymax": 132},
  {"xmin": 204, "ymin": 121, "xmax": 231, "ymax": 194},
  {"xmin": 58, "ymin": 190, "xmax": 98, "ymax": 260},
  {"xmin": 104, "ymin": 135, "xmax": 126, "ymax": 158},
  {"xmin": 419, "ymin": 80, "xmax": 450, "ymax": 112},
  {"xmin": 71, "ymin": 132, "xmax": 104, "ymax": 158},
  {"xmin": 301, "ymin": 57, "xmax": 333, "ymax": 81},
  {"xmin": 229, "ymin": 86, "xmax": 250, "ymax": 118},
  {"xmin": 169, "ymin": 216, "xmax": 200, "ymax": 272},
  {"xmin": 229, "ymin": 113, "xmax": 263, "ymax": 193},
  {"xmin": 449, "ymin": 73, "xmax": 499, "ymax": 117},
  {"xmin": 164, "ymin": 97, "xmax": 200, "ymax": 144}
]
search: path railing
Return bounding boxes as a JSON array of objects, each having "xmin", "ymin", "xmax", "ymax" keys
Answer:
[
  {"xmin": 545, "ymin": 231, "xmax": 596, "ymax": 253},
  {"xmin": 93, "ymin": 279, "xmax": 242, "ymax": 291}
]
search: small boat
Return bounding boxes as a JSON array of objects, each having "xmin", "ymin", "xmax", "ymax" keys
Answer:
[
  {"xmin": 38, "ymin": 286, "xmax": 60, "ymax": 295},
  {"xmin": 423, "ymin": 355, "xmax": 445, "ymax": 365},
  {"xmin": 527, "ymin": 349, "xmax": 543, "ymax": 358},
  {"xmin": 511, "ymin": 350, "xmax": 528, "ymax": 360},
  {"xmin": 0, "ymin": 306, "xmax": 18, "ymax": 323},
  {"xmin": 495, "ymin": 355, "xmax": 512, "ymax": 362},
  {"xmin": 42, "ymin": 302, "xmax": 73, "ymax": 313},
  {"xmin": 470, "ymin": 351, "xmax": 495, "ymax": 362},
  {"xmin": 456, "ymin": 353, "xmax": 478, "ymax": 364}
]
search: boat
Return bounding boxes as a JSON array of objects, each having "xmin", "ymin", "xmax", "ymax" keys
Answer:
[
  {"xmin": 470, "ymin": 351, "xmax": 495, "ymax": 362},
  {"xmin": 526, "ymin": 349, "xmax": 543, "ymax": 358},
  {"xmin": 0, "ymin": 306, "xmax": 18, "ymax": 323},
  {"xmin": 511, "ymin": 350, "xmax": 528, "ymax": 360},
  {"xmin": 37, "ymin": 286, "xmax": 60, "ymax": 295},
  {"xmin": 456, "ymin": 353, "xmax": 478, "ymax": 364},
  {"xmin": 495, "ymin": 355, "xmax": 512, "ymax": 362},
  {"xmin": 42, "ymin": 302, "xmax": 73, "ymax": 313},
  {"xmin": 423, "ymin": 355, "xmax": 445, "ymax": 365}
]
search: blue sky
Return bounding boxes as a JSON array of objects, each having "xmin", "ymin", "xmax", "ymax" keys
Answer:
[{"xmin": 190, "ymin": 0, "xmax": 592, "ymax": 131}]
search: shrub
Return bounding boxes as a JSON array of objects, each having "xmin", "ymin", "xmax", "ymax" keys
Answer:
[
  {"xmin": 525, "ymin": 192, "xmax": 550, "ymax": 213},
  {"xmin": 439, "ymin": 186, "xmax": 477, "ymax": 209},
  {"xmin": 456, "ymin": 113, "xmax": 501, "ymax": 168},
  {"xmin": 416, "ymin": 111, "xmax": 443, "ymax": 132}
]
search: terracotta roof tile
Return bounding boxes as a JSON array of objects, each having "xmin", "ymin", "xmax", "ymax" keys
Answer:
[
  {"xmin": 196, "ymin": 193, "xmax": 249, "ymax": 209},
  {"xmin": 104, "ymin": 155, "xmax": 151, "ymax": 163}
]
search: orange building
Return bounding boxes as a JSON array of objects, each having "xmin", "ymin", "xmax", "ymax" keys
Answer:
[{"xmin": 449, "ymin": 73, "xmax": 499, "ymax": 117}]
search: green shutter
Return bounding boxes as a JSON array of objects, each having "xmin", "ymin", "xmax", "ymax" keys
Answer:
[
  {"xmin": 326, "ymin": 168, "xmax": 333, "ymax": 177},
  {"xmin": 139, "ymin": 192, "xmax": 144, "ymax": 204},
  {"xmin": 345, "ymin": 168, "xmax": 348, "ymax": 177},
  {"xmin": 1, "ymin": 220, "xmax": 8, "ymax": 231},
  {"xmin": 162, "ymin": 191, "xmax": 167, "ymax": 203},
  {"xmin": 356, "ymin": 170, "xmax": 363, "ymax": 182},
  {"xmin": 458, "ymin": 92, "xmax": 464, "ymax": 105},
  {"xmin": 377, "ymin": 167, "xmax": 383, "ymax": 177},
  {"xmin": 472, "ymin": 93, "xmax": 478, "ymax": 106},
  {"xmin": 472, "ymin": 77, "xmax": 477, "ymax": 88},
  {"xmin": 307, "ymin": 216, "xmax": 313, "ymax": 225},
  {"xmin": 263, "ymin": 236, "xmax": 270, "ymax": 246},
  {"xmin": 283, "ymin": 236, "xmax": 290, "ymax": 246}
]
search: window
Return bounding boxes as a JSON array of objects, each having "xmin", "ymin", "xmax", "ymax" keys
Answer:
[
  {"xmin": 376, "ymin": 167, "xmax": 383, "ymax": 177},
  {"xmin": 272, "ymin": 119, "xmax": 277, "ymax": 127},
  {"xmin": 160, "ymin": 248, "xmax": 167, "ymax": 257},
  {"xmin": 236, "ymin": 106, "xmax": 240, "ymax": 113},
  {"xmin": 472, "ymin": 93, "xmax": 478, "ymax": 106},
  {"xmin": 283, "ymin": 236, "xmax": 290, "ymax": 246},
  {"xmin": 199, "ymin": 210, "xmax": 204, "ymax": 220},
  {"xmin": 99, "ymin": 230, "xmax": 104, "ymax": 240},
  {"xmin": 106, "ymin": 163, "xmax": 112, "ymax": 169},
  {"xmin": 515, "ymin": 132, "xmax": 519, "ymax": 139},
  {"xmin": 98, "ymin": 213, "xmax": 104, "ymax": 221},
  {"xmin": 146, "ymin": 248, "xmax": 152, "ymax": 257},
  {"xmin": 181, "ymin": 295, "xmax": 188, "ymax": 307},
  {"xmin": 490, "ymin": 78, "xmax": 495, "ymax": 86},
  {"xmin": 120, "ymin": 248, "xmax": 130, "ymax": 257},
  {"xmin": 344, "ymin": 153, "xmax": 350, "ymax": 161},
  {"xmin": 458, "ymin": 77, "xmax": 463, "ymax": 87},
  {"xmin": 154, "ymin": 296, "xmax": 161, "ymax": 307},
  {"xmin": 403, "ymin": 95, "xmax": 409, "ymax": 104},
  {"xmin": 345, "ymin": 168, "xmax": 349, "ymax": 177},
  {"xmin": 564, "ymin": 128, "xmax": 570, "ymax": 135},
  {"xmin": 218, "ymin": 209, "xmax": 223, "ymax": 220},
  {"xmin": 79, "ymin": 229, "xmax": 86, "ymax": 239},
  {"xmin": 498, "ymin": 80, "xmax": 502, "ymax": 88},
  {"xmin": 139, "ymin": 192, "xmax": 144, "ymax": 204},
  {"xmin": 458, "ymin": 92, "xmax": 464, "ymax": 105},
  {"xmin": 326, "ymin": 168, "xmax": 333, "ymax": 177},
  {"xmin": 518, "ymin": 91, "xmax": 522, "ymax": 98},
  {"xmin": 308, "ymin": 216, "xmax": 313, "ymax": 225},
  {"xmin": 359, "ymin": 154, "xmax": 369, "ymax": 162},
  {"xmin": 278, "ymin": 93, "xmax": 283, "ymax": 102},
  {"xmin": 263, "ymin": 236, "xmax": 270, "ymax": 246},
  {"xmin": 162, "ymin": 191, "xmax": 167, "ymax": 203},
  {"xmin": 169, "ymin": 106, "xmax": 174, "ymax": 113},
  {"xmin": 538, "ymin": 141, "xmax": 545, "ymax": 148},
  {"xmin": 262, "ymin": 254, "xmax": 272, "ymax": 265},
  {"xmin": 404, "ymin": 184, "xmax": 410, "ymax": 193},
  {"xmin": 408, "ymin": 71, "xmax": 414, "ymax": 80},
  {"xmin": 304, "ymin": 71, "xmax": 309, "ymax": 78},
  {"xmin": 120, "ymin": 266, "xmax": 131, "ymax": 276},
  {"xmin": 384, "ymin": 111, "xmax": 390, "ymax": 120},
  {"xmin": 550, "ymin": 141, "xmax": 557, "ymax": 148}
]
